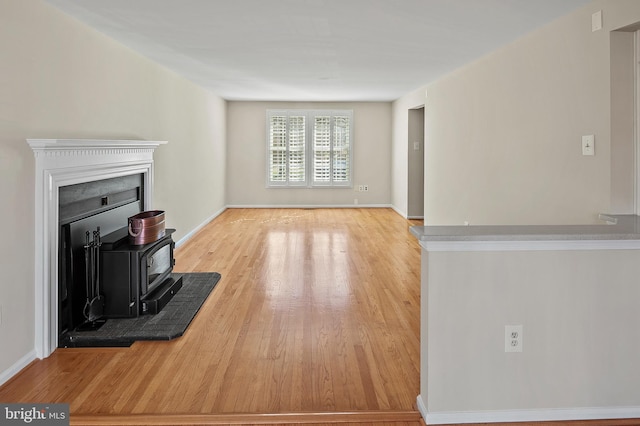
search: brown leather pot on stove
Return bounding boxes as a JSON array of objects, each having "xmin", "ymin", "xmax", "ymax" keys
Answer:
[{"xmin": 128, "ymin": 210, "xmax": 166, "ymax": 245}]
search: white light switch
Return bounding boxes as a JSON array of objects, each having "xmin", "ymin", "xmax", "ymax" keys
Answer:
[
  {"xmin": 592, "ymin": 10, "xmax": 603, "ymax": 32},
  {"xmin": 582, "ymin": 135, "xmax": 595, "ymax": 156},
  {"xmin": 413, "ymin": 141, "xmax": 420, "ymax": 151}
]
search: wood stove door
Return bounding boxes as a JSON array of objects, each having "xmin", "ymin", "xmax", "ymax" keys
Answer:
[{"xmin": 143, "ymin": 241, "xmax": 174, "ymax": 295}]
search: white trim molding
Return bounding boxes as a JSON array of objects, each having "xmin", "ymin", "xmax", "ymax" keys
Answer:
[
  {"xmin": 420, "ymin": 239, "xmax": 640, "ymax": 252},
  {"xmin": 0, "ymin": 350, "xmax": 37, "ymax": 388},
  {"xmin": 391, "ymin": 205, "xmax": 408, "ymax": 219},
  {"xmin": 421, "ymin": 406, "xmax": 640, "ymax": 424},
  {"xmin": 225, "ymin": 204, "xmax": 393, "ymax": 209},
  {"xmin": 27, "ymin": 139, "xmax": 167, "ymax": 359},
  {"xmin": 175, "ymin": 207, "xmax": 227, "ymax": 248}
]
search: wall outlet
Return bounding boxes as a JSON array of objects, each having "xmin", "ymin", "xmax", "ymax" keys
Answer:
[
  {"xmin": 358, "ymin": 185, "xmax": 364, "ymax": 192},
  {"xmin": 363, "ymin": 185, "xmax": 369, "ymax": 192},
  {"xmin": 505, "ymin": 325, "xmax": 523, "ymax": 352}
]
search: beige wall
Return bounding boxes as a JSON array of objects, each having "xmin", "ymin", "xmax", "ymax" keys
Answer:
[
  {"xmin": 422, "ymin": 246, "xmax": 640, "ymax": 417},
  {"xmin": 0, "ymin": 0, "xmax": 226, "ymax": 377},
  {"xmin": 415, "ymin": 0, "xmax": 640, "ymax": 226},
  {"xmin": 226, "ymin": 101, "xmax": 392, "ymax": 207},
  {"xmin": 412, "ymin": 0, "xmax": 640, "ymax": 419}
]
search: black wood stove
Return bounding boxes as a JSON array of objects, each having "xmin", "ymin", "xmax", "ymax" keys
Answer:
[
  {"xmin": 99, "ymin": 227, "xmax": 182, "ymax": 318},
  {"xmin": 57, "ymin": 174, "xmax": 181, "ymax": 346}
]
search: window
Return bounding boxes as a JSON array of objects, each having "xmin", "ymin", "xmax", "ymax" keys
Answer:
[{"xmin": 267, "ymin": 110, "xmax": 353, "ymax": 187}]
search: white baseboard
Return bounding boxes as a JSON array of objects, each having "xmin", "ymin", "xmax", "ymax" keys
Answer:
[
  {"xmin": 390, "ymin": 205, "xmax": 407, "ymax": 218},
  {"xmin": 175, "ymin": 207, "xmax": 227, "ymax": 248},
  {"xmin": 389, "ymin": 205, "xmax": 424, "ymax": 220},
  {"xmin": 225, "ymin": 204, "xmax": 393, "ymax": 209},
  {"xmin": 0, "ymin": 350, "xmax": 37, "ymax": 387},
  {"xmin": 416, "ymin": 395, "xmax": 428, "ymax": 421},
  {"xmin": 176, "ymin": 205, "xmax": 408, "ymax": 249},
  {"xmin": 416, "ymin": 395, "xmax": 640, "ymax": 424},
  {"xmin": 173, "ymin": 203, "xmax": 399, "ymax": 248}
]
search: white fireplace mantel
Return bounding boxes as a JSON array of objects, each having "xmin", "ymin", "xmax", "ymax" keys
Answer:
[{"xmin": 28, "ymin": 139, "xmax": 167, "ymax": 358}]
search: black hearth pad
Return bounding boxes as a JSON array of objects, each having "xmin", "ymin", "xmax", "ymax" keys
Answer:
[{"xmin": 59, "ymin": 272, "xmax": 221, "ymax": 348}]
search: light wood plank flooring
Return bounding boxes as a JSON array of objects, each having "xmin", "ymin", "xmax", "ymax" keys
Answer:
[
  {"xmin": 0, "ymin": 208, "xmax": 423, "ymax": 424},
  {"xmin": 3, "ymin": 208, "xmax": 639, "ymax": 426}
]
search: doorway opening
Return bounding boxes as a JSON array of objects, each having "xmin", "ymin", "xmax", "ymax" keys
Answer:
[{"xmin": 408, "ymin": 107, "xmax": 425, "ymax": 219}]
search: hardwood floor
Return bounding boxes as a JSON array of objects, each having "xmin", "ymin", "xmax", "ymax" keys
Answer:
[
  {"xmin": 0, "ymin": 208, "xmax": 424, "ymax": 425},
  {"xmin": 2, "ymin": 208, "xmax": 638, "ymax": 426}
]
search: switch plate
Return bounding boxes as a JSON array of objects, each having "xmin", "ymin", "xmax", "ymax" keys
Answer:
[
  {"xmin": 505, "ymin": 325, "xmax": 523, "ymax": 352},
  {"xmin": 582, "ymin": 135, "xmax": 595, "ymax": 156},
  {"xmin": 413, "ymin": 141, "xmax": 420, "ymax": 151},
  {"xmin": 592, "ymin": 10, "xmax": 603, "ymax": 32}
]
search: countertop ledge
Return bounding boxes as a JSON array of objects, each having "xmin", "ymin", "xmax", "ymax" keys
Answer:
[{"xmin": 410, "ymin": 214, "xmax": 640, "ymax": 242}]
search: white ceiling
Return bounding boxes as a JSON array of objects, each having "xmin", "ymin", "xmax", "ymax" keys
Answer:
[{"xmin": 44, "ymin": 0, "xmax": 591, "ymax": 102}]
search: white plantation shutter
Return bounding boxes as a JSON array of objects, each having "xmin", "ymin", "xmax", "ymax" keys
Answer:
[
  {"xmin": 267, "ymin": 111, "xmax": 306, "ymax": 186},
  {"xmin": 288, "ymin": 115, "xmax": 306, "ymax": 182},
  {"xmin": 332, "ymin": 115, "xmax": 350, "ymax": 183},
  {"xmin": 268, "ymin": 114, "xmax": 287, "ymax": 183},
  {"xmin": 267, "ymin": 110, "xmax": 352, "ymax": 187},
  {"xmin": 313, "ymin": 115, "xmax": 331, "ymax": 183}
]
